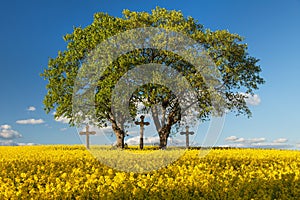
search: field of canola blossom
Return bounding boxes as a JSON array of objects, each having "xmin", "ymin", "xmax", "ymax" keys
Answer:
[{"xmin": 0, "ymin": 145, "xmax": 300, "ymax": 199}]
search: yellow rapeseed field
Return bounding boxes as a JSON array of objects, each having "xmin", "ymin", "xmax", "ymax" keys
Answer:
[{"xmin": 0, "ymin": 145, "xmax": 300, "ymax": 199}]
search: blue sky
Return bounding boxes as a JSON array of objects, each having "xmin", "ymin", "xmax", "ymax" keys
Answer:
[{"xmin": 0, "ymin": 0, "xmax": 299, "ymax": 148}]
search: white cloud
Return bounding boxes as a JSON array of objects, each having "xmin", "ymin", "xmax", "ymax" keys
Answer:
[
  {"xmin": 52, "ymin": 111, "xmax": 70, "ymax": 124},
  {"xmin": 55, "ymin": 116, "xmax": 69, "ymax": 124},
  {"xmin": 241, "ymin": 93, "xmax": 261, "ymax": 106},
  {"xmin": 60, "ymin": 128, "xmax": 68, "ymax": 131},
  {"xmin": 27, "ymin": 106, "xmax": 36, "ymax": 111},
  {"xmin": 125, "ymin": 136, "xmax": 185, "ymax": 146},
  {"xmin": 126, "ymin": 131, "xmax": 138, "ymax": 136},
  {"xmin": 219, "ymin": 143, "xmax": 246, "ymax": 148},
  {"xmin": 17, "ymin": 142, "xmax": 38, "ymax": 146},
  {"xmin": 0, "ymin": 140, "xmax": 18, "ymax": 146},
  {"xmin": 225, "ymin": 136, "xmax": 238, "ymax": 141},
  {"xmin": 168, "ymin": 137, "xmax": 186, "ymax": 146},
  {"xmin": 225, "ymin": 136, "xmax": 265, "ymax": 144},
  {"xmin": 273, "ymin": 138, "xmax": 288, "ymax": 143},
  {"xmin": 248, "ymin": 137, "xmax": 266, "ymax": 143},
  {"xmin": 224, "ymin": 135, "xmax": 293, "ymax": 149},
  {"xmin": 223, "ymin": 142, "xmax": 293, "ymax": 149},
  {"xmin": 0, "ymin": 140, "xmax": 37, "ymax": 146},
  {"xmin": 0, "ymin": 125, "xmax": 37, "ymax": 146},
  {"xmin": 235, "ymin": 137, "xmax": 246, "ymax": 143},
  {"xmin": 125, "ymin": 136, "xmax": 159, "ymax": 145},
  {"xmin": 251, "ymin": 142, "xmax": 293, "ymax": 149},
  {"xmin": 16, "ymin": 118, "xmax": 45, "ymax": 125},
  {"xmin": 1, "ymin": 124, "xmax": 11, "ymax": 130},
  {"xmin": 0, "ymin": 125, "xmax": 22, "ymax": 139}
]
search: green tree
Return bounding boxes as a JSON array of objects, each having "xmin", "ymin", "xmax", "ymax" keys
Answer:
[{"xmin": 41, "ymin": 7, "xmax": 264, "ymax": 149}]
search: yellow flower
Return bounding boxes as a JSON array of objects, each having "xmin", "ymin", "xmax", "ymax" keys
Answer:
[{"xmin": 20, "ymin": 173, "xmax": 26, "ymax": 178}]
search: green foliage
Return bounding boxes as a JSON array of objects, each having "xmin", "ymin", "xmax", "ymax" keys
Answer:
[{"xmin": 41, "ymin": 7, "xmax": 264, "ymax": 136}]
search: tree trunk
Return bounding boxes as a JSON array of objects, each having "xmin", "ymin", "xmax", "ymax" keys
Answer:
[
  {"xmin": 115, "ymin": 129, "xmax": 125, "ymax": 149},
  {"xmin": 158, "ymin": 125, "xmax": 171, "ymax": 149},
  {"xmin": 111, "ymin": 119, "xmax": 125, "ymax": 149},
  {"xmin": 151, "ymin": 101, "xmax": 180, "ymax": 149},
  {"xmin": 159, "ymin": 134, "xmax": 167, "ymax": 149}
]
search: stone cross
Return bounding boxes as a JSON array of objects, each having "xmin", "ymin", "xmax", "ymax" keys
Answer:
[
  {"xmin": 80, "ymin": 125, "xmax": 96, "ymax": 149},
  {"xmin": 135, "ymin": 115, "xmax": 150, "ymax": 150},
  {"xmin": 180, "ymin": 126, "xmax": 194, "ymax": 148}
]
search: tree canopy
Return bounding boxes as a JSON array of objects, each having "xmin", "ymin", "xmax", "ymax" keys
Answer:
[{"xmin": 41, "ymin": 7, "xmax": 264, "ymax": 149}]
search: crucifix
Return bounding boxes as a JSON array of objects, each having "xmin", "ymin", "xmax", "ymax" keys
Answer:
[
  {"xmin": 79, "ymin": 125, "xmax": 96, "ymax": 149},
  {"xmin": 180, "ymin": 126, "xmax": 194, "ymax": 148},
  {"xmin": 135, "ymin": 115, "xmax": 150, "ymax": 150}
]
